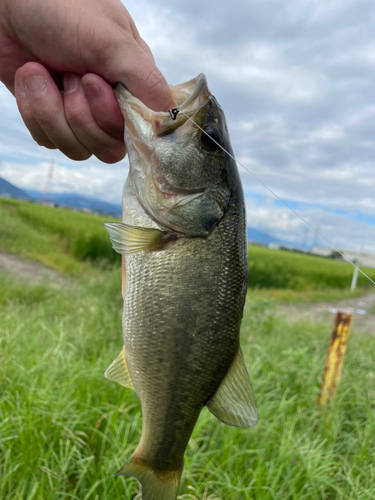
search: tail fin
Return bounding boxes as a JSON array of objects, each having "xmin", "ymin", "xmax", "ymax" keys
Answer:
[{"xmin": 116, "ymin": 453, "xmax": 182, "ymax": 500}]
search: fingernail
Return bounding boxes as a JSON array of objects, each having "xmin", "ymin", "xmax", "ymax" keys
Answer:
[
  {"xmin": 83, "ymin": 82, "xmax": 102, "ymax": 103},
  {"xmin": 64, "ymin": 74, "xmax": 80, "ymax": 95},
  {"xmin": 24, "ymin": 75, "xmax": 47, "ymax": 94}
]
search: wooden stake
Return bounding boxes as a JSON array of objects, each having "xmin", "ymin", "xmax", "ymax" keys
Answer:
[{"xmin": 317, "ymin": 310, "xmax": 353, "ymax": 408}]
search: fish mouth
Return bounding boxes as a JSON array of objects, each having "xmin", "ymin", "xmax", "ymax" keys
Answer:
[
  {"xmin": 169, "ymin": 73, "xmax": 208, "ymax": 110},
  {"xmin": 114, "ymin": 74, "xmax": 210, "ymax": 136}
]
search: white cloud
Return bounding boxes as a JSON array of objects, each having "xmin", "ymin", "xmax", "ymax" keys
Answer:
[
  {"xmin": 308, "ymin": 124, "xmax": 345, "ymax": 142},
  {"xmin": 287, "ymin": 0, "xmax": 358, "ymax": 23},
  {"xmin": 0, "ymin": 160, "xmax": 128, "ymax": 204},
  {"xmin": 0, "ymin": 0, "xmax": 375, "ymax": 254},
  {"xmin": 245, "ymin": 194, "xmax": 375, "ymax": 253}
]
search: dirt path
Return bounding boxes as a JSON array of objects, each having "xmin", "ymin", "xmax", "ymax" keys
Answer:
[
  {"xmin": 0, "ymin": 252, "xmax": 68, "ymax": 287},
  {"xmin": 276, "ymin": 292, "xmax": 375, "ymax": 335}
]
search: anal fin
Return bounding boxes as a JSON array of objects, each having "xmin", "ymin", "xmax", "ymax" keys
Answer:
[
  {"xmin": 206, "ymin": 348, "xmax": 258, "ymax": 428},
  {"xmin": 105, "ymin": 346, "xmax": 134, "ymax": 390}
]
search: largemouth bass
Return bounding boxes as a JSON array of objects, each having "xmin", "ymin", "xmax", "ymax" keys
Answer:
[{"xmin": 104, "ymin": 74, "xmax": 257, "ymax": 500}]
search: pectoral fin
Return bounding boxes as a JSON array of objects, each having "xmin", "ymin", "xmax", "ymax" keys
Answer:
[
  {"xmin": 104, "ymin": 222, "xmax": 175, "ymax": 254},
  {"xmin": 105, "ymin": 346, "xmax": 134, "ymax": 390},
  {"xmin": 206, "ymin": 349, "xmax": 258, "ymax": 428}
]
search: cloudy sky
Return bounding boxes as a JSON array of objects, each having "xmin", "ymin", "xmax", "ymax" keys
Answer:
[{"xmin": 1, "ymin": 0, "xmax": 375, "ymax": 252}]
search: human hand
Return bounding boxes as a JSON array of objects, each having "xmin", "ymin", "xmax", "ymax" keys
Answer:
[{"xmin": 0, "ymin": 0, "xmax": 174, "ymax": 163}]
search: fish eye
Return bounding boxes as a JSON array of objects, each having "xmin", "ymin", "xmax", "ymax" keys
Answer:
[{"xmin": 200, "ymin": 126, "xmax": 221, "ymax": 150}]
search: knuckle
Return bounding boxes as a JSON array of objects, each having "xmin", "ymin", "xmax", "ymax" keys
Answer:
[
  {"xmin": 146, "ymin": 67, "xmax": 164, "ymax": 92},
  {"xmin": 65, "ymin": 105, "xmax": 86, "ymax": 129},
  {"xmin": 31, "ymin": 132, "xmax": 54, "ymax": 149},
  {"xmin": 34, "ymin": 137, "xmax": 47, "ymax": 147},
  {"xmin": 65, "ymin": 148, "xmax": 92, "ymax": 162},
  {"xmin": 97, "ymin": 145, "xmax": 126, "ymax": 164},
  {"xmin": 71, "ymin": 150, "xmax": 92, "ymax": 162},
  {"xmin": 42, "ymin": 143, "xmax": 57, "ymax": 151}
]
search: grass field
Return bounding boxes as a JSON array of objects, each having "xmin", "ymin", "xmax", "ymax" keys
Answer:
[
  {"xmin": 247, "ymin": 245, "xmax": 375, "ymax": 291},
  {"xmin": 1, "ymin": 198, "xmax": 375, "ymax": 499},
  {"xmin": 1, "ymin": 197, "xmax": 374, "ymax": 298},
  {"xmin": 0, "ymin": 198, "xmax": 119, "ymax": 276},
  {"xmin": 1, "ymin": 272, "xmax": 375, "ymax": 500}
]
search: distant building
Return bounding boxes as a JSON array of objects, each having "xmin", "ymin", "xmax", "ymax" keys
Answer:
[
  {"xmin": 312, "ymin": 246, "xmax": 375, "ymax": 268},
  {"xmin": 268, "ymin": 242, "xmax": 307, "ymax": 253},
  {"xmin": 311, "ymin": 246, "xmax": 332, "ymax": 258},
  {"xmin": 268, "ymin": 242, "xmax": 281, "ymax": 250}
]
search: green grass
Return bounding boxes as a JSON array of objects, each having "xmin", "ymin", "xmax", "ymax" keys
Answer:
[
  {"xmin": 247, "ymin": 287, "xmax": 367, "ymax": 304},
  {"xmin": 0, "ymin": 198, "xmax": 119, "ymax": 275},
  {"xmin": 1, "ymin": 273, "xmax": 375, "ymax": 499},
  {"xmin": 248, "ymin": 245, "xmax": 375, "ymax": 291},
  {"xmin": 1, "ymin": 195, "xmax": 374, "ymax": 499}
]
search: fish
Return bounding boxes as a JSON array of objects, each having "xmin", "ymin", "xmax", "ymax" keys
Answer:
[{"xmin": 104, "ymin": 73, "xmax": 258, "ymax": 500}]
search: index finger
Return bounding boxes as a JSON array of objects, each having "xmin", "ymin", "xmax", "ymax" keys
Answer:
[{"xmin": 105, "ymin": 39, "xmax": 174, "ymax": 112}]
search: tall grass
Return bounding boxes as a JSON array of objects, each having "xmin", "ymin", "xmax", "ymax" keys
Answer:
[
  {"xmin": 1, "ymin": 272, "xmax": 374, "ymax": 499},
  {"xmin": 0, "ymin": 198, "xmax": 119, "ymax": 274}
]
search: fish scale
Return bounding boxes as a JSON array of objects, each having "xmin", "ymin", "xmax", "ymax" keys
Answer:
[{"xmin": 123, "ymin": 206, "xmax": 245, "ymax": 469}]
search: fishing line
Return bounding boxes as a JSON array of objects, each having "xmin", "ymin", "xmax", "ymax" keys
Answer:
[{"xmin": 172, "ymin": 106, "xmax": 375, "ymax": 287}]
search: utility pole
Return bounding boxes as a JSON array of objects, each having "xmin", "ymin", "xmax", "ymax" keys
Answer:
[
  {"xmin": 40, "ymin": 160, "xmax": 54, "ymax": 204},
  {"xmin": 302, "ymin": 226, "xmax": 309, "ymax": 250},
  {"xmin": 351, "ymin": 258, "xmax": 359, "ymax": 291},
  {"xmin": 262, "ymin": 227, "xmax": 268, "ymax": 246},
  {"xmin": 312, "ymin": 225, "xmax": 320, "ymax": 249}
]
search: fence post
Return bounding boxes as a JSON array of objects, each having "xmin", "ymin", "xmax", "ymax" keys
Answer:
[
  {"xmin": 317, "ymin": 310, "xmax": 353, "ymax": 408},
  {"xmin": 350, "ymin": 257, "xmax": 359, "ymax": 291}
]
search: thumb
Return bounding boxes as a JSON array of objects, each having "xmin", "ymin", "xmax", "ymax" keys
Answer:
[{"xmin": 105, "ymin": 40, "xmax": 174, "ymax": 112}]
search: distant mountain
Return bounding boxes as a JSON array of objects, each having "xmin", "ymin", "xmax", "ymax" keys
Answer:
[
  {"xmin": 247, "ymin": 227, "xmax": 286, "ymax": 246},
  {"xmin": 0, "ymin": 177, "xmax": 31, "ymax": 201},
  {"xmin": 247, "ymin": 226, "xmax": 306, "ymax": 249},
  {"xmin": 25, "ymin": 189, "xmax": 122, "ymax": 216}
]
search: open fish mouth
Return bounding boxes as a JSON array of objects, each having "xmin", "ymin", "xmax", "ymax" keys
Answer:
[
  {"xmin": 169, "ymin": 73, "xmax": 209, "ymax": 110},
  {"xmin": 114, "ymin": 74, "xmax": 210, "ymax": 136}
]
